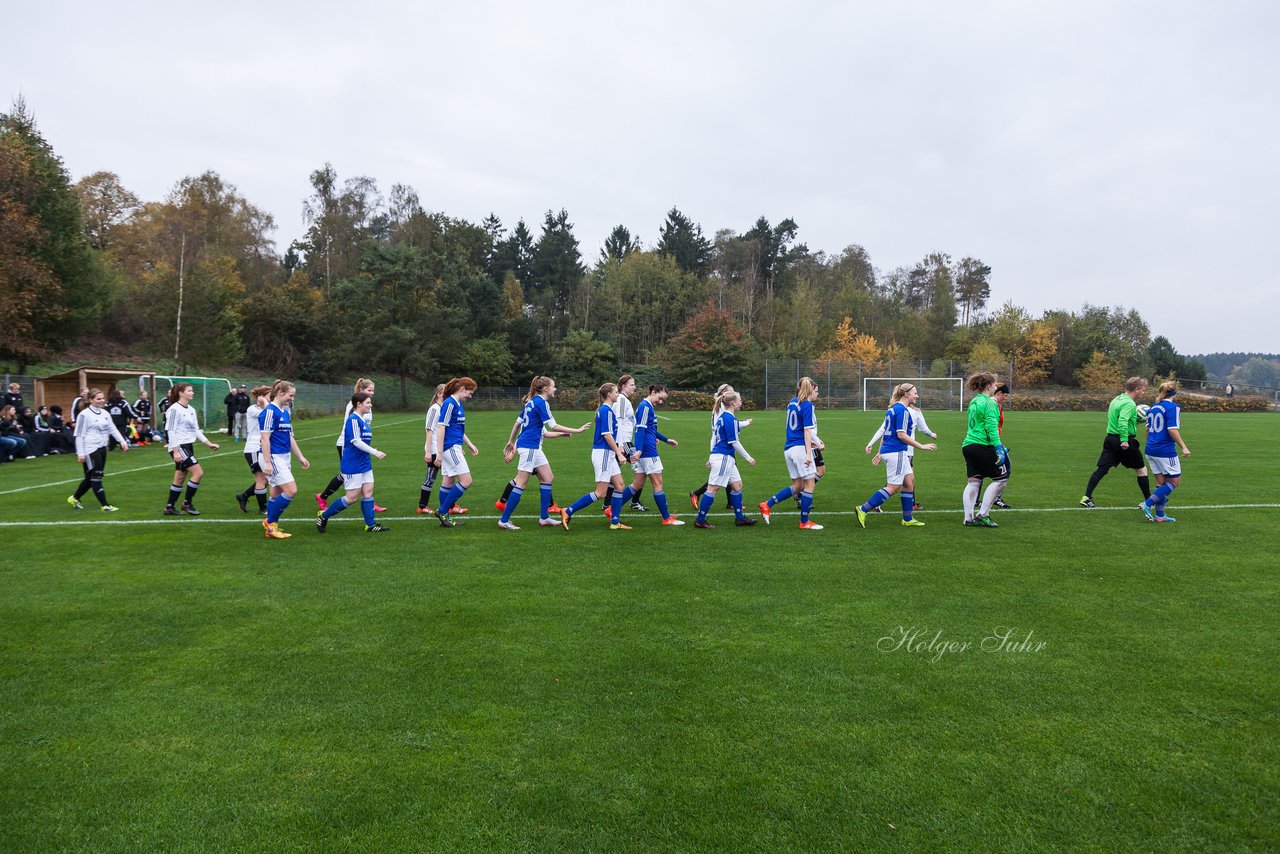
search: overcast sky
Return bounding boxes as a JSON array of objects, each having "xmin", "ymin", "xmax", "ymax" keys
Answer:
[{"xmin": 8, "ymin": 0, "xmax": 1276, "ymax": 353}]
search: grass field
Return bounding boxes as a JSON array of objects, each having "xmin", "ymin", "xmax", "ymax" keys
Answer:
[{"xmin": 1, "ymin": 408, "xmax": 1277, "ymax": 852}]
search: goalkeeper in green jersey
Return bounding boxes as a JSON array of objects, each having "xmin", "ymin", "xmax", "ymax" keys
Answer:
[
  {"xmin": 1080, "ymin": 377, "xmax": 1151, "ymax": 508},
  {"xmin": 961, "ymin": 372, "xmax": 1009, "ymax": 527}
]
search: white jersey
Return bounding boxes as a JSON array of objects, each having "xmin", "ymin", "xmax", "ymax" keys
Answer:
[
  {"xmin": 165, "ymin": 403, "xmax": 209, "ymax": 449},
  {"xmin": 424, "ymin": 402, "xmax": 441, "ymax": 455},
  {"xmin": 612, "ymin": 395, "xmax": 636, "ymax": 445},
  {"xmin": 74, "ymin": 406, "xmax": 126, "ymax": 456},
  {"xmin": 244, "ymin": 403, "xmax": 263, "ymax": 454},
  {"xmin": 336, "ymin": 400, "xmax": 372, "ymax": 447}
]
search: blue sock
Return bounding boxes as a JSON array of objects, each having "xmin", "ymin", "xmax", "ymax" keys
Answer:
[
  {"xmin": 730, "ymin": 489, "xmax": 745, "ymax": 520},
  {"xmin": 438, "ymin": 484, "xmax": 465, "ymax": 514},
  {"xmin": 539, "ymin": 484, "xmax": 552, "ymax": 520},
  {"xmin": 800, "ymin": 490, "xmax": 813, "ymax": 523},
  {"xmin": 267, "ymin": 493, "xmax": 292, "ymax": 524},
  {"xmin": 653, "ymin": 490, "xmax": 670, "ymax": 520},
  {"xmin": 611, "ymin": 491, "xmax": 625, "ymax": 522},
  {"xmin": 361, "ymin": 498, "xmax": 376, "ymax": 527},
  {"xmin": 862, "ymin": 488, "xmax": 891, "ymax": 513},
  {"xmin": 567, "ymin": 491, "xmax": 598, "ymax": 516},
  {"xmin": 900, "ymin": 491, "xmax": 914, "ymax": 521},
  {"xmin": 1146, "ymin": 482, "xmax": 1175, "ymax": 507},
  {"xmin": 502, "ymin": 486, "xmax": 523, "ymax": 523},
  {"xmin": 768, "ymin": 486, "xmax": 794, "ymax": 507},
  {"xmin": 321, "ymin": 496, "xmax": 349, "ymax": 519},
  {"xmin": 697, "ymin": 492, "xmax": 716, "ymax": 522},
  {"xmin": 619, "ymin": 486, "xmax": 635, "ymax": 505}
]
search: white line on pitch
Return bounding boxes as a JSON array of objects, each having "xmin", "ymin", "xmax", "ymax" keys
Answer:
[
  {"xmin": 0, "ymin": 416, "xmax": 423, "ymax": 497},
  {"xmin": 1, "ymin": 503, "xmax": 1276, "ymax": 528}
]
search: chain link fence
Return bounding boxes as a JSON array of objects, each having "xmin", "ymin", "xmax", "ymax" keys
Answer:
[{"xmin": 761, "ymin": 359, "xmax": 1011, "ymax": 411}]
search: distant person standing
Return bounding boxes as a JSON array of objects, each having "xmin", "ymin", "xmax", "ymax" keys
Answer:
[
  {"xmin": 105, "ymin": 389, "xmax": 136, "ymax": 449},
  {"xmin": 1225, "ymin": 382, "xmax": 1234, "ymax": 398},
  {"xmin": 133, "ymin": 390, "xmax": 153, "ymax": 444},
  {"xmin": 2, "ymin": 382, "xmax": 23, "ymax": 412},
  {"xmin": 229, "ymin": 384, "xmax": 250, "ymax": 441},
  {"xmin": 1080, "ymin": 377, "xmax": 1151, "ymax": 508},
  {"xmin": 71, "ymin": 387, "xmax": 90, "ymax": 423},
  {"xmin": 223, "ymin": 387, "xmax": 238, "ymax": 435}
]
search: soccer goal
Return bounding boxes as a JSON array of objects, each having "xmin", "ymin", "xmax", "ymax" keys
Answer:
[
  {"xmin": 862, "ymin": 376, "xmax": 965, "ymax": 411},
  {"xmin": 155, "ymin": 376, "xmax": 234, "ymax": 432}
]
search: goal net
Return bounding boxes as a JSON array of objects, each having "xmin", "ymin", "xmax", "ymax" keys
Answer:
[
  {"xmin": 861, "ymin": 377, "xmax": 965, "ymax": 412},
  {"xmin": 154, "ymin": 376, "xmax": 234, "ymax": 432}
]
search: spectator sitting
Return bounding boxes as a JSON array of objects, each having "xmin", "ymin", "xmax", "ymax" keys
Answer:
[
  {"xmin": 0, "ymin": 404, "xmax": 29, "ymax": 461},
  {"xmin": 47, "ymin": 405, "xmax": 75, "ymax": 453},
  {"xmin": 36, "ymin": 405, "xmax": 70, "ymax": 454},
  {"xmin": 19, "ymin": 406, "xmax": 50, "ymax": 457}
]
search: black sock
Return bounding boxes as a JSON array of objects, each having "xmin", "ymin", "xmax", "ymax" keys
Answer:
[
  {"xmin": 1084, "ymin": 468, "xmax": 1108, "ymax": 498},
  {"xmin": 419, "ymin": 488, "xmax": 431, "ymax": 508},
  {"xmin": 1137, "ymin": 475, "xmax": 1151, "ymax": 500},
  {"xmin": 501, "ymin": 479, "xmax": 515, "ymax": 502},
  {"xmin": 692, "ymin": 483, "xmax": 708, "ymax": 497},
  {"xmin": 75, "ymin": 479, "xmax": 90, "ymax": 500},
  {"xmin": 322, "ymin": 475, "xmax": 342, "ymax": 500},
  {"xmin": 184, "ymin": 481, "xmax": 200, "ymax": 504},
  {"xmin": 604, "ymin": 485, "xmax": 615, "ymax": 506},
  {"xmin": 167, "ymin": 485, "xmax": 183, "ymax": 507},
  {"xmin": 254, "ymin": 488, "xmax": 268, "ymax": 511},
  {"xmin": 631, "ymin": 484, "xmax": 644, "ymax": 505},
  {"xmin": 91, "ymin": 480, "xmax": 107, "ymax": 506}
]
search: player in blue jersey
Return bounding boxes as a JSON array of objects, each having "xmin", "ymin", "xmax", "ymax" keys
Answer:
[
  {"xmin": 1140, "ymin": 380, "xmax": 1191, "ymax": 523},
  {"xmin": 316, "ymin": 391, "xmax": 389, "ymax": 533},
  {"xmin": 690, "ymin": 384, "xmax": 753, "ymax": 511},
  {"xmin": 856, "ymin": 383, "xmax": 936, "ymax": 529},
  {"xmin": 760, "ymin": 376, "xmax": 824, "ymax": 530},
  {"xmin": 617, "ymin": 384, "xmax": 684, "ymax": 526},
  {"xmin": 497, "ymin": 376, "xmax": 589, "ymax": 530},
  {"xmin": 259, "ymin": 380, "xmax": 311, "ymax": 539},
  {"xmin": 694, "ymin": 390, "xmax": 758, "ymax": 529},
  {"xmin": 433, "ymin": 377, "xmax": 480, "ymax": 527},
  {"xmin": 559, "ymin": 383, "xmax": 632, "ymax": 530}
]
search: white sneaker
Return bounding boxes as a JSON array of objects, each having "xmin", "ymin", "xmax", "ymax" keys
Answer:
[
  {"xmin": 498, "ymin": 521, "xmax": 521, "ymax": 531},
  {"xmin": 539, "ymin": 518, "xmax": 560, "ymax": 527}
]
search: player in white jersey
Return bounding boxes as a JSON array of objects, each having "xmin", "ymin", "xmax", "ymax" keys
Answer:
[
  {"xmin": 163, "ymin": 382, "xmax": 221, "ymax": 516},
  {"xmin": 236, "ymin": 385, "xmax": 273, "ymax": 514},
  {"xmin": 418, "ymin": 383, "xmax": 446, "ymax": 514},
  {"xmin": 865, "ymin": 391, "xmax": 937, "ymax": 512},
  {"xmin": 690, "ymin": 384, "xmax": 753, "ymax": 510},
  {"xmin": 66, "ymin": 388, "xmax": 129, "ymax": 511},
  {"xmin": 318, "ymin": 379, "xmax": 378, "ymax": 512}
]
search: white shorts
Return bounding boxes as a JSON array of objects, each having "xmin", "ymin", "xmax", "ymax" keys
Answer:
[
  {"xmin": 784, "ymin": 445, "xmax": 817, "ymax": 479},
  {"xmin": 267, "ymin": 453, "xmax": 294, "ymax": 487},
  {"xmin": 883, "ymin": 450, "xmax": 914, "ymax": 485},
  {"xmin": 1146, "ymin": 455, "xmax": 1182, "ymax": 477},
  {"xmin": 708, "ymin": 453, "xmax": 742, "ymax": 488},
  {"xmin": 634, "ymin": 456, "xmax": 664, "ymax": 475},
  {"xmin": 592, "ymin": 448, "xmax": 621, "ymax": 483},
  {"xmin": 342, "ymin": 470, "xmax": 374, "ymax": 490},
  {"xmin": 441, "ymin": 445, "xmax": 470, "ymax": 478},
  {"xmin": 516, "ymin": 447, "xmax": 549, "ymax": 473}
]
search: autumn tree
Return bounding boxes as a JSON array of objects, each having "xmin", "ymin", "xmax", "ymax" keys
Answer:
[
  {"xmin": 664, "ymin": 301, "xmax": 758, "ymax": 389},
  {"xmin": 1076, "ymin": 351, "xmax": 1126, "ymax": 390}
]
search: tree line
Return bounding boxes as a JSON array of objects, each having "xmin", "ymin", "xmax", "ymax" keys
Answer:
[{"xmin": 3, "ymin": 99, "xmax": 1209, "ymax": 404}]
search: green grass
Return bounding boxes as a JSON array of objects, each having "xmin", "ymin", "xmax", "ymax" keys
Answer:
[{"xmin": 1, "ymin": 410, "xmax": 1277, "ymax": 852}]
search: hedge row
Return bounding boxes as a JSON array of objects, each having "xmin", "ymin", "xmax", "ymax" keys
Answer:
[{"xmin": 1004, "ymin": 393, "xmax": 1273, "ymax": 413}]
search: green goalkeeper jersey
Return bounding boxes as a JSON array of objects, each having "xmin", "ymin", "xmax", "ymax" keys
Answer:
[
  {"xmin": 1106, "ymin": 393, "xmax": 1138, "ymax": 437},
  {"xmin": 963, "ymin": 394, "xmax": 1000, "ymax": 447}
]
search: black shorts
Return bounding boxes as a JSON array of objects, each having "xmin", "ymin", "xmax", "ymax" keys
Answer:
[
  {"xmin": 174, "ymin": 443, "xmax": 199, "ymax": 472},
  {"xmin": 1096, "ymin": 434, "xmax": 1144, "ymax": 470},
  {"xmin": 812, "ymin": 447, "xmax": 825, "ymax": 468},
  {"xmin": 83, "ymin": 447, "xmax": 107, "ymax": 479},
  {"xmin": 244, "ymin": 451, "xmax": 262, "ymax": 474},
  {"xmin": 964, "ymin": 443, "xmax": 1009, "ymax": 480}
]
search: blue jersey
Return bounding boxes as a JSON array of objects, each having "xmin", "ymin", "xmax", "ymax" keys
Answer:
[
  {"xmin": 784, "ymin": 397, "xmax": 815, "ymax": 450},
  {"xmin": 340, "ymin": 412, "xmax": 373, "ymax": 474},
  {"xmin": 259, "ymin": 403, "xmax": 292, "ymax": 455},
  {"xmin": 592, "ymin": 403, "xmax": 617, "ymax": 450},
  {"xmin": 438, "ymin": 396, "xmax": 466, "ymax": 449},
  {"xmin": 516, "ymin": 396, "xmax": 555, "ymax": 450},
  {"xmin": 1144, "ymin": 399, "xmax": 1181, "ymax": 457},
  {"xmin": 712, "ymin": 411, "xmax": 740, "ymax": 456},
  {"xmin": 880, "ymin": 402, "xmax": 914, "ymax": 454},
  {"xmin": 634, "ymin": 399, "xmax": 668, "ymax": 459}
]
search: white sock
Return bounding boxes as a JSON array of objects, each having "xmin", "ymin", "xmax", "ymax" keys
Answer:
[
  {"xmin": 980, "ymin": 480, "xmax": 1006, "ymax": 516},
  {"xmin": 963, "ymin": 482, "xmax": 980, "ymax": 521}
]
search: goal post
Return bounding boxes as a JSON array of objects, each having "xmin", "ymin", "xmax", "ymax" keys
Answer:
[
  {"xmin": 862, "ymin": 377, "xmax": 965, "ymax": 412},
  {"xmin": 154, "ymin": 376, "xmax": 234, "ymax": 432}
]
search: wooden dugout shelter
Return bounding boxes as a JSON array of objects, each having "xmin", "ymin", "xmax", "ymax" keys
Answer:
[{"xmin": 34, "ymin": 367, "xmax": 158, "ymax": 416}]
